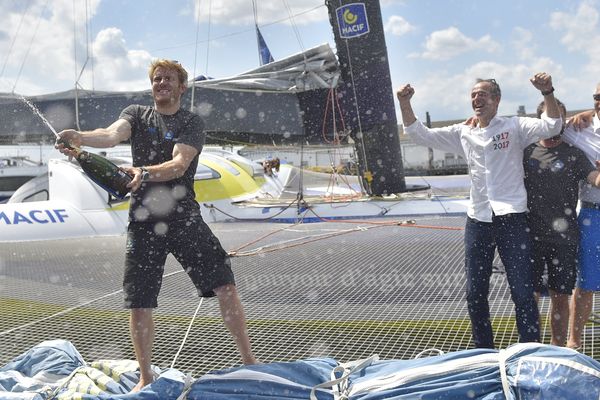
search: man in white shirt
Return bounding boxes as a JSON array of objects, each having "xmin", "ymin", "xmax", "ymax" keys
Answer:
[
  {"xmin": 563, "ymin": 85, "xmax": 600, "ymax": 350},
  {"xmin": 396, "ymin": 73, "xmax": 562, "ymax": 348}
]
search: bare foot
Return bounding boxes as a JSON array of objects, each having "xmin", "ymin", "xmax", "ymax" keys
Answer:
[
  {"xmin": 130, "ymin": 376, "xmax": 155, "ymax": 393},
  {"xmin": 243, "ymin": 357, "xmax": 260, "ymax": 365},
  {"xmin": 129, "ymin": 380, "xmax": 145, "ymax": 393}
]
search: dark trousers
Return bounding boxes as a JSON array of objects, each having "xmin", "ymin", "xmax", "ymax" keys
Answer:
[{"xmin": 464, "ymin": 213, "xmax": 540, "ymax": 348}]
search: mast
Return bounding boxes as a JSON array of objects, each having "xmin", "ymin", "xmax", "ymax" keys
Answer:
[
  {"xmin": 325, "ymin": 0, "xmax": 406, "ymax": 195},
  {"xmin": 426, "ymin": 111, "xmax": 434, "ymax": 172}
]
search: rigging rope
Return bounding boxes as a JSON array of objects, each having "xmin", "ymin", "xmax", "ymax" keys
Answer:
[
  {"xmin": 279, "ymin": 0, "xmax": 311, "ymax": 208},
  {"xmin": 11, "ymin": 0, "xmax": 50, "ymax": 93},
  {"xmin": 72, "ymin": 0, "xmax": 77, "ymax": 89},
  {"xmin": 227, "ymin": 216, "xmax": 463, "ymax": 258},
  {"xmin": 190, "ymin": 0, "xmax": 203, "ymax": 111},
  {"xmin": 87, "ymin": 0, "xmax": 94, "ymax": 91},
  {"xmin": 203, "ymin": 196, "xmax": 308, "ymax": 223},
  {"xmin": 0, "ymin": 0, "xmax": 32, "ymax": 79},
  {"xmin": 251, "ymin": 0, "xmax": 262, "ymax": 66},
  {"xmin": 73, "ymin": 0, "xmax": 94, "ymax": 130},
  {"xmin": 320, "ymin": 87, "xmax": 363, "ymax": 198},
  {"xmin": 204, "ymin": 0, "xmax": 212, "ymax": 76},
  {"xmin": 171, "ymin": 298, "xmax": 204, "ymax": 369},
  {"xmin": 282, "ymin": 0, "xmax": 305, "ymax": 53},
  {"xmin": 149, "ymin": 5, "xmax": 325, "ymax": 53}
]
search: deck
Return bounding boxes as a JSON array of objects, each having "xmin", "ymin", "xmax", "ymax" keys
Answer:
[{"xmin": 1, "ymin": 215, "xmax": 599, "ymax": 376}]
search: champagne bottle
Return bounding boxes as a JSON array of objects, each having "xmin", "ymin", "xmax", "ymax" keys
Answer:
[{"xmin": 69, "ymin": 147, "xmax": 133, "ymax": 200}]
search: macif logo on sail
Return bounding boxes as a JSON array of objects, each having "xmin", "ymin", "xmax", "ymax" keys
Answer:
[{"xmin": 336, "ymin": 3, "xmax": 369, "ymax": 39}]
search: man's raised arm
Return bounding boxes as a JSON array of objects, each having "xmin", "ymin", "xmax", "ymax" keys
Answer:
[{"xmin": 396, "ymin": 84, "xmax": 417, "ymax": 127}]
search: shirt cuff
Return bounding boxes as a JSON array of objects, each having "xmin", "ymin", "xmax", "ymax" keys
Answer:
[
  {"xmin": 540, "ymin": 111, "xmax": 562, "ymax": 122},
  {"xmin": 402, "ymin": 118, "xmax": 420, "ymax": 130}
]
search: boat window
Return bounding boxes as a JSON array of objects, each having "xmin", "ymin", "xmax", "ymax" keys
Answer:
[
  {"xmin": 0, "ymin": 176, "xmax": 37, "ymax": 191},
  {"xmin": 22, "ymin": 189, "xmax": 49, "ymax": 203},
  {"xmin": 195, "ymin": 163, "xmax": 221, "ymax": 180}
]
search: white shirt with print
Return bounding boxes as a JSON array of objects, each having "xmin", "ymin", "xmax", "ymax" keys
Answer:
[{"xmin": 404, "ymin": 115, "xmax": 561, "ymax": 222}]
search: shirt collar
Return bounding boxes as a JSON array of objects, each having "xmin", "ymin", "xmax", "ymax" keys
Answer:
[{"xmin": 476, "ymin": 116, "xmax": 500, "ymax": 129}]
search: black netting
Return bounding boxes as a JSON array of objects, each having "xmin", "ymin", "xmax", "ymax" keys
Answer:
[{"xmin": 1, "ymin": 216, "xmax": 598, "ymax": 376}]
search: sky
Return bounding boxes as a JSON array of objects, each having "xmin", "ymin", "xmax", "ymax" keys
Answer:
[{"xmin": 1, "ymin": 0, "xmax": 600, "ymax": 122}]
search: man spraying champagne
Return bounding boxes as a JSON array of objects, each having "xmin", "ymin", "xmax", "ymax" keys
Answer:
[{"xmin": 56, "ymin": 59, "xmax": 257, "ymax": 392}]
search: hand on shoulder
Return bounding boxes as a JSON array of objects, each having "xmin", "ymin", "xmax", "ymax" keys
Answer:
[{"xmin": 566, "ymin": 110, "xmax": 594, "ymax": 131}]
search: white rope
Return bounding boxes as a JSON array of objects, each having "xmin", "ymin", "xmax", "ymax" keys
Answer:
[
  {"xmin": 414, "ymin": 348, "xmax": 444, "ymax": 359},
  {"xmin": 149, "ymin": 5, "xmax": 324, "ymax": 54},
  {"xmin": 309, "ymin": 355, "xmax": 379, "ymax": 400},
  {"xmin": 204, "ymin": 0, "xmax": 212, "ymax": 76},
  {"xmin": 282, "ymin": 0, "xmax": 305, "ymax": 53},
  {"xmin": 251, "ymin": 0, "xmax": 261, "ymax": 65},
  {"xmin": 175, "ymin": 372, "xmax": 196, "ymax": 400},
  {"xmin": 87, "ymin": 0, "xmax": 95, "ymax": 90},
  {"xmin": 190, "ymin": 0, "xmax": 203, "ymax": 112},
  {"xmin": 171, "ymin": 297, "xmax": 204, "ymax": 369},
  {"xmin": 11, "ymin": 0, "xmax": 50, "ymax": 93},
  {"xmin": 0, "ymin": 0, "xmax": 33, "ymax": 78}
]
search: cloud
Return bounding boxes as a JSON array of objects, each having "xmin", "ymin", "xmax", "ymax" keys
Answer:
[
  {"xmin": 401, "ymin": 59, "xmax": 565, "ymax": 121},
  {"xmin": 188, "ymin": 0, "xmax": 327, "ymax": 26},
  {"xmin": 0, "ymin": 0, "xmax": 101, "ymax": 94},
  {"xmin": 511, "ymin": 27, "xmax": 536, "ymax": 60},
  {"xmin": 89, "ymin": 28, "xmax": 153, "ymax": 91},
  {"xmin": 414, "ymin": 27, "xmax": 501, "ymax": 61},
  {"xmin": 550, "ymin": 0, "xmax": 599, "ymax": 52},
  {"xmin": 0, "ymin": 0, "xmax": 156, "ymax": 94},
  {"xmin": 547, "ymin": 0, "xmax": 600, "ymax": 109},
  {"xmin": 381, "ymin": 0, "xmax": 407, "ymax": 7},
  {"xmin": 0, "ymin": 2, "xmax": 67, "ymax": 92},
  {"xmin": 94, "ymin": 28, "xmax": 129, "ymax": 59},
  {"xmin": 384, "ymin": 15, "xmax": 415, "ymax": 37}
]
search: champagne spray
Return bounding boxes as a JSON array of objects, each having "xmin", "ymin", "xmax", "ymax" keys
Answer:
[{"xmin": 19, "ymin": 95, "xmax": 132, "ymax": 199}]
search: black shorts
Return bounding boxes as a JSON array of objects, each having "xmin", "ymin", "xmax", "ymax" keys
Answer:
[
  {"xmin": 123, "ymin": 216, "xmax": 235, "ymax": 308},
  {"xmin": 531, "ymin": 240, "xmax": 577, "ymax": 294}
]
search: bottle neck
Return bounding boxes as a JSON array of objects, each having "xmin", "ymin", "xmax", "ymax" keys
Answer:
[{"xmin": 57, "ymin": 137, "xmax": 81, "ymax": 153}]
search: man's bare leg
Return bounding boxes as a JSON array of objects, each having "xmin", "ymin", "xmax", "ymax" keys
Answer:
[
  {"xmin": 214, "ymin": 284, "xmax": 257, "ymax": 364},
  {"xmin": 130, "ymin": 308, "xmax": 155, "ymax": 392},
  {"xmin": 567, "ymin": 288, "xmax": 594, "ymax": 349},
  {"xmin": 548, "ymin": 290, "xmax": 570, "ymax": 346}
]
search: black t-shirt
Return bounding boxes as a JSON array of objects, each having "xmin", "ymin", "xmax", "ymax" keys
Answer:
[
  {"xmin": 119, "ymin": 105, "xmax": 205, "ymax": 223},
  {"xmin": 523, "ymin": 141, "xmax": 594, "ymax": 243}
]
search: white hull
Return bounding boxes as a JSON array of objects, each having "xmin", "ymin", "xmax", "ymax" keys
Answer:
[
  {"xmin": 0, "ymin": 154, "xmax": 470, "ymax": 242},
  {"xmin": 203, "ymin": 194, "xmax": 469, "ymax": 223}
]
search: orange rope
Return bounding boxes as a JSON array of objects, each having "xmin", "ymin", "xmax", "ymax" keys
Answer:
[
  {"xmin": 311, "ymin": 213, "xmax": 464, "ymax": 230},
  {"xmin": 228, "ymin": 212, "xmax": 464, "ymax": 257},
  {"xmin": 228, "ymin": 220, "xmax": 303, "ymax": 255}
]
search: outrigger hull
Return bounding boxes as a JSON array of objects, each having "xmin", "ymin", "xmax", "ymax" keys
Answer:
[{"xmin": 0, "ymin": 154, "xmax": 469, "ymax": 242}]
